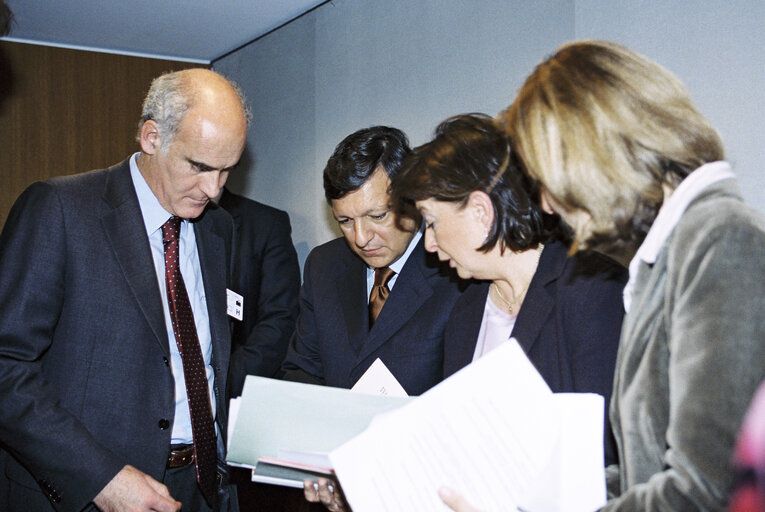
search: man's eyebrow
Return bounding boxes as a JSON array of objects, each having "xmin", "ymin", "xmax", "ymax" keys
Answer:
[
  {"xmin": 332, "ymin": 206, "xmax": 390, "ymax": 222},
  {"xmin": 187, "ymin": 158, "xmax": 215, "ymax": 172},
  {"xmin": 187, "ymin": 158, "xmax": 238, "ymax": 172}
]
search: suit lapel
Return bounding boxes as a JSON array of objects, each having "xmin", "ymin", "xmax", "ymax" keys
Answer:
[
  {"xmin": 194, "ymin": 208, "xmax": 233, "ymax": 427},
  {"xmin": 511, "ymin": 241, "xmax": 566, "ymax": 355},
  {"xmin": 101, "ymin": 161, "xmax": 170, "ymax": 356},
  {"xmin": 336, "ymin": 251, "xmax": 369, "ymax": 354},
  {"xmin": 445, "ymin": 282, "xmax": 490, "ymax": 376},
  {"xmin": 357, "ymin": 240, "xmax": 434, "ymax": 363}
]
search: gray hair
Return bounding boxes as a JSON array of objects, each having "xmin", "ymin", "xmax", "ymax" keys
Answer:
[{"xmin": 137, "ymin": 69, "xmax": 251, "ymax": 150}]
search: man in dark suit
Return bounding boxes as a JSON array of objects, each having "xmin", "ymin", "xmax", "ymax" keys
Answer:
[
  {"xmin": 218, "ymin": 188, "xmax": 300, "ymax": 398},
  {"xmin": 216, "ymin": 189, "xmax": 302, "ymax": 512},
  {"xmin": 0, "ymin": 68, "xmax": 248, "ymax": 511},
  {"xmin": 281, "ymin": 126, "xmax": 465, "ymax": 396}
]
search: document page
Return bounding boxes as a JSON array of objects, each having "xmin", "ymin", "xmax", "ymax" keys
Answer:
[
  {"xmin": 226, "ymin": 376, "xmax": 411, "ymax": 470},
  {"xmin": 329, "ymin": 340, "xmax": 606, "ymax": 512},
  {"xmin": 520, "ymin": 394, "xmax": 606, "ymax": 512},
  {"xmin": 351, "ymin": 357, "xmax": 408, "ymax": 397}
]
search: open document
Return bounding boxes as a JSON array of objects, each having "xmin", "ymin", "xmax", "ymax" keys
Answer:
[
  {"xmin": 226, "ymin": 373, "xmax": 412, "ymax": 487},
  {"xmin": 330, "ymin": 340, "xmax": 606, "ymax": 511}
]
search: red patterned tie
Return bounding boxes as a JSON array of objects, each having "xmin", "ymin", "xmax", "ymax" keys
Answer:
[
  {"xmin": 369, "ymin": 266, "xmax": 395, "ymax": 327},
  {"xmin": 161, "ymin": 216, "xmax": 217, "ymax": 505}
]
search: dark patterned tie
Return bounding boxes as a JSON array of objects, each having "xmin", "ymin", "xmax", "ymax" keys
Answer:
[
  {"xmin": 369, "ymin": 266, "xmax": 395, "ymax": 328},
  {"xmin": 161, "ymin": 216, "xmax": 217, "ymax": 505}
]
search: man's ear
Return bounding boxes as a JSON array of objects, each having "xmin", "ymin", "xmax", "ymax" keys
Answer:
[{"xmin": 139, "ymin": 120, "xmax": 162, "ymax": 155}]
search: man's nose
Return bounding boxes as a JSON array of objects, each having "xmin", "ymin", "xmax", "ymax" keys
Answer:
[
  {"xmin": 354, "ymin": 219, "xmax": 374, "ymax": 247},
  {"xmin": 200, "ymin": 170, "xmax": 225, "ymax": 199}
]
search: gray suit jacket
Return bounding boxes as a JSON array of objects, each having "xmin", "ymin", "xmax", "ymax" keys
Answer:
[
  {"xmin": 603, "ymin": 179, "xmax": 765, "ymax": 510},
  {"xmin": 0, "ymin": 160, "xmax": 234, "ymax": 511}
]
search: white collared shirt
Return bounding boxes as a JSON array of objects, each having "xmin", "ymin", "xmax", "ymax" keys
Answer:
[
  {"xmin": 129, "ymin": 154, "xmax": 215, "ymax": 444},
  {"xmin": 623, "ymin": 161, "xmax": 736, "ymax": 313}
]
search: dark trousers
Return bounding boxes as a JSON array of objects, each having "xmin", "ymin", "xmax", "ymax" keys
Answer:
[
  {"xmin": 163, "ymin": 462, "xmax": 214, "ymax": 512},
  {"xmin": 230, "ymin": 466, "xmax": 326, "ymax": 512}
]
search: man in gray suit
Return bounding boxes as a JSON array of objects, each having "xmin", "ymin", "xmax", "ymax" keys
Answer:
[{"xmin": 0, "ymin": 68, "xmax": 248, "ymax": 511}]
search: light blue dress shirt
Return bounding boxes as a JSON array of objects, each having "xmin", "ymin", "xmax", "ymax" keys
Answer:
[{"xmin": 129, "ymin": 154, "xmax": 216, "ymax": 444}]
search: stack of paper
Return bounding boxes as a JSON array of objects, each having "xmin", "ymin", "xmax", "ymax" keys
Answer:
[
  {"xmin": 330, "ymin": 340, "xmax": 606, "ymax": 511},
  {"xmin": 227, "ymin": 340, "xmax": 606, "ymax": 510}
]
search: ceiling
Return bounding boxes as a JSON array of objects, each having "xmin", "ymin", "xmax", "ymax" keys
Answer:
[{"xmin": 1, "ymin": 0, "xmax": 327, "ymax": 63}]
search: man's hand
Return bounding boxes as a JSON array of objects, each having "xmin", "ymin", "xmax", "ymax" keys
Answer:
[
  {"xmin": 93, "ymin": 465, "xmax": 181, "ymax": 512},
  {"xmin": 439, "ymin": 486, "xmax": 482, "ymax": 512},
  {"xmin": 304, "ymin": 477, "xmax": 348, "ymax": 512}
]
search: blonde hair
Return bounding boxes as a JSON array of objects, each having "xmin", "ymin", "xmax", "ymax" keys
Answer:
[{"xmin": 501, "ymin": 40, "xmax": 723, "ymax": 259}]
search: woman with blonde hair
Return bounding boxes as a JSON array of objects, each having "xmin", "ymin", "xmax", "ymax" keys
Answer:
[{"xmin": 441, "ymin": 40, "xmax": 765, "ymax": 511}]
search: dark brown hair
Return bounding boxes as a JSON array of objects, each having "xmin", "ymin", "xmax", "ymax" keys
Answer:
[{"xmin": 391, "ymin": 113, "xmax": 561, "ymax": 253}]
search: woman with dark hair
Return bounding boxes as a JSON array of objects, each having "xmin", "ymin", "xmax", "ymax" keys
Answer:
[{"xmin": 391, "ymin": 112, "xmax": 626, "ymax": 465}]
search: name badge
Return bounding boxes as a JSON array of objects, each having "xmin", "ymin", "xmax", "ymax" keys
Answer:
[{"xmin": 226, "ymin": 289, "xmax": 243, "ymax": 321}]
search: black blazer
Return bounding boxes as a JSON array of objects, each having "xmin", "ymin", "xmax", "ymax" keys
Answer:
[
  {"xmin": 443, "ymin": 241, "xmax": 626, "ymax": 465},
  {"xmin": 282, "ymin": 236, "xmax": 467, "ymax": 396},
  {"xmin": 219, "ymin": 188, "xmax": 301, "ymax": 397},
  {"xmin": 0, "ymin": 160, "xmax": 234, "ymax": 511}
]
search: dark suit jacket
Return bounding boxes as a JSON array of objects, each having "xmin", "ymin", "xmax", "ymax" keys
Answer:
[
  {"xmin": 443, "ymin": 241, "xmax": 626, "ymax": 465},
  {"xmin": 219, "ymin": 188, "xmax": 300, "ymax": 397},
  {"xmin": 0, "ymin": 159, "xmax": 234, "ymax": 511},
  {"xmin": 281, "ymin": 236, "xmax": 466, "ymax": 396}
]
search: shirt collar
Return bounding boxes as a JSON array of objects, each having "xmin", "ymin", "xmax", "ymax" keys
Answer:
[
  {"xmin": 623, "ymin": 161, "xmax": 735, "ymax": 312},
  {"xmin": 129, "ymin": 153, "xmax": 174, "ymax": 236},
  {"xmin": 388, "ymin": 225, "xmax": 423, "ymax": 275}
]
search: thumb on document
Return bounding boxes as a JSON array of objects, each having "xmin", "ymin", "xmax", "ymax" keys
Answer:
[{"xmin": 439, "ymin": 487, "xmax": 482, "ymax": 512}]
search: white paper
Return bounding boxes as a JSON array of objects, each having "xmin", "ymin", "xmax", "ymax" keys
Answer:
[
  {"xmin": 226, "ymin": 376, "xmax": 411, "ymax": 469},
  {"xmin": 227, "ymin": 396, "xmax": 240, "ymax": 453},
  {"xmin": 329, "ymin": 339, "xmax": 606, "ymax": 512},
  {"xmin": 519, "ymin": 394, "xmax": 606, "ymax": 512},
  {"xmin": 351, "ymin": 357, "xmax": 409, "ymax": 397}
]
